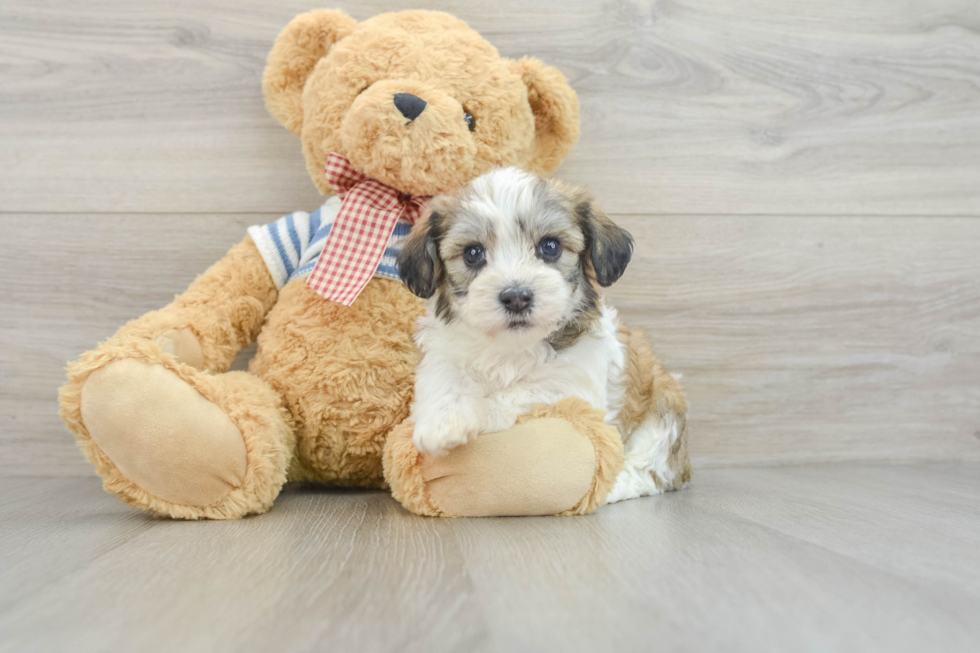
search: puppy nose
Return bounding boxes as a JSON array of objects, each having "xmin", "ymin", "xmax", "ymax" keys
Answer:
[
  {"xmin": 393, "ymin": 93, "xmax": 427, "ymax": 121},
  {"xmin": 499, "ymin": 287, "xmax": 534, "ymax": 314}
]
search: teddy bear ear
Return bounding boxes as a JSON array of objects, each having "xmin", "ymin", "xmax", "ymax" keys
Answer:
[
  {"xmin": 262, "ymin": 10, "xmax": 358, "ymax": 136},
  {"xmin": 513, "ymin": 57, "xmax": 582, "ymax": 174}
]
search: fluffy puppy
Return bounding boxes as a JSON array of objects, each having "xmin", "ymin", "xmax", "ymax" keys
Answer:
[{"xmin": 398, "ymin": 168, "xmax": 690, "ymax": 502}]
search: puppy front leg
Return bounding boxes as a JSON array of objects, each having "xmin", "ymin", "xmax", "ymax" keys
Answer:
[
  {"xmin": 481, "ymin": 383, "xmax": 562, "ymax": 434},
  {"xmin": 411, "ymin": 353, "xmax": 486, "ymax": 455},
  {"xmin": 481, "ymin": 391, "xmax": 530, "ymax": 434}
]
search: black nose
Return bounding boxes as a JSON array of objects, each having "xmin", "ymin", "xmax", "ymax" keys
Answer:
[
  {"xmin": 499, "ymin": 287, "xmax": 534, "ymax": 315},
  {"xmin": 393, "ymin": 93, "xmax": 427, "ymax": 121}
]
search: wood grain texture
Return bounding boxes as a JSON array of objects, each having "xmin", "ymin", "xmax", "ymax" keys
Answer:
[
  {"xmin": 2, "ymin": 214, "xmax": 978, "ymax": 477},
  {"xmin": 609, "ymin": 214, "xmax": 980, "ymax": 467},
  {"xmin": 696, "ymin": 464, "xmax": 980, "ymax": 596},
  {"xmin": 1, "ymin": 466, "xmax": 979, "ymax": 652},
  {"xmin": 1, "ymin": 0, "xmax": 979, "ymax": 215},
  {"xmin": 0, "ymin": 213, "xmax": 263, "ymax": 477}
]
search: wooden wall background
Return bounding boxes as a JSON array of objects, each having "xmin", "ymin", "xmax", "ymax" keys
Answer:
[{"xmin": 1, "ymin": 0, "xmax": 979, "ymax": 476}]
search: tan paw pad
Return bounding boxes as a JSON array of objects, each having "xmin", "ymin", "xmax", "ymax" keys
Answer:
[{"xmin": 81, "ymin": 360, "xmax": 246, "ymax": 508}]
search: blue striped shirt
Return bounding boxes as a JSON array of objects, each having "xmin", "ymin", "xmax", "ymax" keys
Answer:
[{"xmin": 247, "ymin": 196, "xmax": 412, "ymax": 289}]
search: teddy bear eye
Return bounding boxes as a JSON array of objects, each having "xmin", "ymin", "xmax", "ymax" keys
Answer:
[{"xmin": 463, "ymin": 110, "xmax": 475, "ymax": 132}]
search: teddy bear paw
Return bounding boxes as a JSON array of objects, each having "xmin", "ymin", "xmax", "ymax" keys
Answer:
[{"xmin": 80, "ymin": 359, "xmax": 247, "ymax": 509}]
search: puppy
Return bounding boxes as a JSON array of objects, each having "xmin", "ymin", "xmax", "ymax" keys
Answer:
[{"xmin": 398, "ymin": 168, "xmax": 690, "ymax": 502}]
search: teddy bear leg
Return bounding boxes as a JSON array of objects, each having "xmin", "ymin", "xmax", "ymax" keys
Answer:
[
  {"xmin": 62, "ymin": 350, "xmax": 295, "ymax": 520},
  {"xmin": 383, "ymin": 398, "xmax": 624, "ymax": 517}
]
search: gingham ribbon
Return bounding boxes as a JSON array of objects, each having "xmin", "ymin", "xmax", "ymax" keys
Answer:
[{"xmin": 306, "ymin": 153, "xmax": 429, "ymax": 305}]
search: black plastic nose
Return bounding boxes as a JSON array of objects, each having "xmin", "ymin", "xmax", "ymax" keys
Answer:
[
  {"xmin": 499, "ymin": 287, "xmax": 534, "ymax": 314},
  {"xmin": 393, "ymin": 93, "xmax": 427, "ymax": 121}
]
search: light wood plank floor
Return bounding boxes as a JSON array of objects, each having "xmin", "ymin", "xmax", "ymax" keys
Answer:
[{"xmin": 1, "ymin": 464, "xmax": 978, "ymax": 653}]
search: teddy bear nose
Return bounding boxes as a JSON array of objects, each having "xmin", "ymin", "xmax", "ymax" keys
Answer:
[{"xmin": 393, "ymin": 93, "xmax": 427, "ymax": 121}]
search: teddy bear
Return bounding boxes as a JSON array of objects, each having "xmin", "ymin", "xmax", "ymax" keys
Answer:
[{"xmin": 59, "ymin": 9, "xmax": 686, "ymax": 520}]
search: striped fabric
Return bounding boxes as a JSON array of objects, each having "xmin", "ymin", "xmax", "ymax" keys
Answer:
[{"xmin": 247, "ymin": 195, "xmax": 413, "ymax": 290}]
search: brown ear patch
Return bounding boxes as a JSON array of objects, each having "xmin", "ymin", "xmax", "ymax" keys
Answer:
[
  {"xmin": 262, "ymin": 10, "xmax": 358, "ymax": 135},
  {"xmin": 572, "ymin": 200, "xmax": 633, "ymax": 288},
  {"xmin": 397, "ymin": 210, "xmax": 446, "ymax": 299}
]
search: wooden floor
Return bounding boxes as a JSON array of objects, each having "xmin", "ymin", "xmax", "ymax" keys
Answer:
[{"xmin": 1, "ymin": 464, "xmax": 978, "ymax": 653}]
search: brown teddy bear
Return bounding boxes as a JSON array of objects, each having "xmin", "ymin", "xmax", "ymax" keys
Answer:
[{"xmin": 59, "ymin": 9, "xmax": 677, "ymax": 520}]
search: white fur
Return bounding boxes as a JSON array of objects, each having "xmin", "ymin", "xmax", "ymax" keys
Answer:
[
  {"xmin": 605, "ymin": 412, "xmax": 684, "ymax": 503},
  {"xmin": 451, "ymin": 169, "xmax": 579, "ymax": 345},
  {"xmin": 412, "ymin": 303, "xmax": 626, "ymax": 454}
]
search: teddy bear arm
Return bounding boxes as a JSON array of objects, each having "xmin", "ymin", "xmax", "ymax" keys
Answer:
[
  {"xmin": 58, "ymin": 236, "xmax": 290, "ymax": 519},
  {"xmin": 114, "ymin": 236, "xmax": 278, "ymax": 373},
  {"xmin": 383, "ymin": 398, "xmax": 625, "ymax": 517}
]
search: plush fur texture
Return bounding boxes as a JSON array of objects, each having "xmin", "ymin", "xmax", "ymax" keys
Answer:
[
  {"xmin": 250, "ymin": 276, "xmax": 423, "ymax": 488},
  {"xmin": 264, "ymin": 10, "xmax": 580, "ymax": 197},
  {"xmin": 383, "ymin": 398, "xmax": 623, "ymax": 517},
  {"xmin": 58, "ymin": 9, "xmax": 609, "ymax": 520},
  {"xmin": 111, "ymin": 238, "xmax": 280, "ymax": 372},
  {"xmin": 383, "ymin": 419, "xmax": 440, "ymax": 516},
  {"xmin": 60, "ymin": 318, "xmax": 295, "ymax": 520},
  {"xmin": 400, "ymin": 169, "xmax": 689, "ymax": 503},
  {"xmin": 517, "ymin": 399, "xmax": 624, "ymax": 516}
]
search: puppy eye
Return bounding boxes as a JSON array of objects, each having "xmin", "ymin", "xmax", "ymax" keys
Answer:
[
  {"xmin": 463, "ymin": 242, "xmax": 485, "ymax": 267},
  {"xmin": 537, "ymin": 237, "xmax": 562, "ymax": 261},
  {"xmin": 463, "ymin": 110, "xmax": 475, "ymax": 132}
]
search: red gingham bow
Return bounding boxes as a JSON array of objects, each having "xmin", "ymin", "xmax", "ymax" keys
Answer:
[{"xmin": 306, "ymin": 153, "xmax": 429, "ymax": 305}]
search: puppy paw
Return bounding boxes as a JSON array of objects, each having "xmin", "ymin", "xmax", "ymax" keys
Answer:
[
  {"xmin": 479, "ymin": 393, "xmax": 532, "ymax": 433},
  {"xmin": 413, "ymin": 400, "xmax": 484, "ymax": 456},
  {"xmin": 481, "ymin": 407, "xmax": 519, "ymax": 434}
]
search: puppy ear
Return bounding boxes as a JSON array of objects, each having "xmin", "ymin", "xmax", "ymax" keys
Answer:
[
  {"xmin": 575, "ymin": 201, "xmax": 634, "ymax": 287},
  {"xmin": 513, "ymin": 57, "xmax": 581, "ymax": 174},
  {"xmin": 398, "ymin": 211, "xmax": 443, "ymax": 299},
  {"xmin": 263, "ymin": 10, "xmax": 358, "ymax": 136}
]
